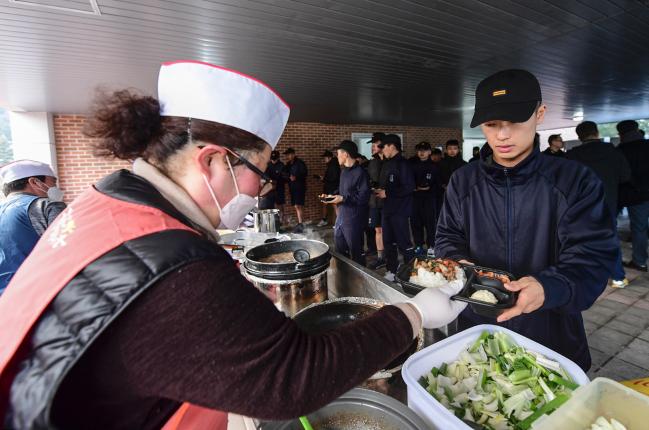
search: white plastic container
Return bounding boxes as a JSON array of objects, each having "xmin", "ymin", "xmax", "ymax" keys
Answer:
[
  {"xmin": 532, "ymin": 377, "xmax": 649, "ymax": 429},
  {"xmin": 402, "ymin": 324, "xmax": 590, "ymax": 430}
]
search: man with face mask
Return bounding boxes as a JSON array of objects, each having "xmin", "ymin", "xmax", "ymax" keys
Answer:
[{"xmin": 0, "ymin": 160, "xmax": 66, "ymax": 294}]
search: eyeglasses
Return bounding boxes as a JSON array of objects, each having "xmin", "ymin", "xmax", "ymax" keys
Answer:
[{"xmin": 226, "ymin": 149, "xmax": 272, "ymax": 183}]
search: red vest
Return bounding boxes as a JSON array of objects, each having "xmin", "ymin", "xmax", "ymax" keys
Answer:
[{"xmin": 0, "ymin": 187, "xmax": 227, "ymax": 429}]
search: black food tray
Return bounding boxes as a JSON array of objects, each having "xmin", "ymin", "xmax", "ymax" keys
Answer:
[
  {"xmin": 452, "ymin": 265, "xmax": 518, "ymax": 319},
  {"xmin": 395, "ymin": 257, "xmax": 473, "ymax": 296}
]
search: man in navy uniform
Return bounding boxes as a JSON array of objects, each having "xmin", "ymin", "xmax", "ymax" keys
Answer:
[
  {"xmin": 283, "ymin": 147, "xmax": 308, "ymax": 233},
  {"xmin": 375, "ymin": 134, "xmax": 415, "ymax": 281},
  {"xmin": 435, "ymin": 69, "xmax": 617, "ymax": 371},
  {"xmin": 326, "ymin": 140, "xmax": 370, "ymax": 265},
  {"xmin": 410, "ymin": 141, "xmax": 439, "ymax": 256}
]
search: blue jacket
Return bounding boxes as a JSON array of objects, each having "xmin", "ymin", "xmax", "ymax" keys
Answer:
[
  {"xmin": 336, "ymin": 163, "xmax": 370, "ymax": 228},
  {"xmin": 435, "ymin": 145, "xmax": 617, "ymax": 370},
  {"xmin": 0, "ymin": 194, "xmax": 41, "ymax": 294},
  {"xmin": 381, "ymin": 153, "xmax": 415, "ymax": 216}
]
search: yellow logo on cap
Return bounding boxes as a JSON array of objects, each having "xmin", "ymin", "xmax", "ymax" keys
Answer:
[{"xmin": 492, "ymin": 89, "xmax": 507, "ymax": 96}]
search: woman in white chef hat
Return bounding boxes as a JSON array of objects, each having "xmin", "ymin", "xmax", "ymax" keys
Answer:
[{"xmin": 0, "ymin": 61, "xmax": 466, "ymax": 429}]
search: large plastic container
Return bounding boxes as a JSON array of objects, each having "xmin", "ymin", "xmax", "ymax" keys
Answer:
[
  {"xmin": 401, "ymin": 324, "xmax": 590, "ymax": 430},
  {"xmin": 532, "ymin": 377, "xmax": 649, "ymax": 429}
]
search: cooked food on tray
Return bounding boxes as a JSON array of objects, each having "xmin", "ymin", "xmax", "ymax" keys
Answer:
[
  {"xmin": 470, "ymin": 289, "xmax": 499, "ymax": 304},
  {"xmin": 258, "ymin": 251, "xmax": 296, "ymax": 263},
  {"xmin": 477, "ymin": 269, "xmax": 511, "ymax": 284},
  {"xmin": 419, "ymin": 331, "xmax": 579, "ymax": 430},
  {"xmin": 409, "ymin": 258, "xmax": 465, "ymax": 289},
  {"xmin": 588, "ymin": 417, "xmax": 627, "ymax": 430}
]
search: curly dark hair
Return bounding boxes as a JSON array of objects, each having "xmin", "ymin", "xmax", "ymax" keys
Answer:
[{"xmin": 83, "ymin": 89, "xmax": 267, "ymax": 165}]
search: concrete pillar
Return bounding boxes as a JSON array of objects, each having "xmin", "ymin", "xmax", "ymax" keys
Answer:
[{"xmin": 8, "ymin": 112, "xmax": 58, "ymax": 174}]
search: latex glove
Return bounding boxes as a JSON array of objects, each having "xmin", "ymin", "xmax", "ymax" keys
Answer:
[{"xmin": 407, "ymin": 287, "xmax": 467, "ymax": 329}]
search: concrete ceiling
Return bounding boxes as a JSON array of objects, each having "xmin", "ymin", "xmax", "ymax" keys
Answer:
[{"xmin": 1, "ymin": 0, "xmax": 649, "ymax": 131}]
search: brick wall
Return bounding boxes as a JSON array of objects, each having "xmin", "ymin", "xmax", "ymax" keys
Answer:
[{"xmin": 54, "ymin": 115, "xmax": 461, "ymax": 222}]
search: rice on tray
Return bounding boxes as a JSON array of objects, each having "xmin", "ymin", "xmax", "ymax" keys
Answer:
[{"xmin": 409, "ymin": 258, "xmax": 465, "ymax": 289}]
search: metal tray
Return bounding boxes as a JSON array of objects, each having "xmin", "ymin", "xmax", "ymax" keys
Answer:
[{"xmin": 258, "ymin": 388, "xmax": 428, "ymax": 430}]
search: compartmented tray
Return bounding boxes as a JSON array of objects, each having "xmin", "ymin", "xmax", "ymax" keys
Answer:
[
  {"xmin": 395, "ymin": 257, "xmax": 473, "ymax": 296},
  {"xmin": 452, "ymin": 265, "xmax": 518, "ymax": 319}
]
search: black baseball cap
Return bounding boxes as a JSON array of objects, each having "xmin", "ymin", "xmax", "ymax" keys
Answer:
[
  {"xmin": 321, "ymin": 150, "xmax": 334, "ymax": 158},
  {"xmin": 367, "ymin": 132, "xmax": 386, "ymax": 144},
  {"xmin": 616, "ymin": 120, "xmax": 639, "ymax": 135},
  {"xmin": 282, "ymin": 147, "xmax": 295, "ymax": 154},
  {"xmin": 335, "ymin": 140, "xmax": 359, "ymax": 158},
  {"xmin": 415, "ymin": 141, "xmax": 432, "ymax": 151},
  {"xmin": 383, "ymin": 134, "xmax": 402, "ymax": 151},
  {"xmin": 470, "ymin": 69, "xmax": 542, "ymax": 128}
]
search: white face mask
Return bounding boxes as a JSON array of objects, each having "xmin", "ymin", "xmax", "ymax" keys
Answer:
[
  {"xmin": 35, "ymin": 179, "xmax": 65, "ymax": 202},
  {"xmin": 203, "ymin": 156, "xmax": 258, "ymax": 230}
]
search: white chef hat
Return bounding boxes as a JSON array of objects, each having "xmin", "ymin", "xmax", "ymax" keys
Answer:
[
  {"xmin": 0, "ymin": 159, "xmax": 56, "ymax": 184},
  {"xmin": 158, "ymin": 61, "xmax": 290, "ymax": 149}
]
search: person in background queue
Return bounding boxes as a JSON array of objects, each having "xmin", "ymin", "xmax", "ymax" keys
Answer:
[
  {"xmin": 0, "ymin": 61, "xmax": 467, "ymax": 430},
  {"xmin": 567, "ymin": 121, "xmax": 631, "ymax": 288},
  {"xmin": 265, "ymin": 150, "xmax": 286, "ymax": 217},
  {"xmin": 410, "ymin": 141, "xmax": 439, "ymax": 256},
  {"xmin": 326, "ymin": 140, "xmax": 370, "ymax": 265},
  {"xmin": 316, "ymin": 150, "xmax": 340, "ymax": 227},
  {"xmin": 543, "ymin": 134, "xmax": 565, "ymax": 157},
  {"xmin": 257, "ymin": 151, "xmax": 281, "ymax": 211},
  {"xmin": 439, "ymin": 139, "xmax": 466, "ymax": 191},
  {"xmin": 435, "ymin": 69, "xmax": 617, "ymax": 371},
  {"xmin": 617, "ymin": 120, "xmax": 649, "ymax": 272},
  {"xmin": 375, "ymin": 134, "xmax": 415, "ymax": 281},
  {"xmin": 283, "ymin": 147, "xmax": 307, "ymax": 233},
  {"xmin": 367, "ymin": 132, "xmax": 387, "ymax": 269},
  {"xmin": 0, "ymin": 160, "xmax": 66, "ymax": 295},
  {"xmin": 430, "ymin": 147, "xmax": 444, "ymax": 221},
  {"xmin": 469, "ymin": 146, "xmax": 480, "ymax": 162}
]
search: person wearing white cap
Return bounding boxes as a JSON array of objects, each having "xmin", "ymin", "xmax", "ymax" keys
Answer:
[
  {"xmin": 0, "ymin": 159, "xmax": 66, "ymax": 295},
  {"xmin": 0, "ymin": 61, "xmax": 465, "ymax": 430}
]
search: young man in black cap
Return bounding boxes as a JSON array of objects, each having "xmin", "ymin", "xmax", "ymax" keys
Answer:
[
  {"xmin": 617, "ymin": 119, "xmax": 649, "ymax": 272},
  {"xmin": 283, "ymin": 147, "xmax": 308, "ymax": 233},
  {"xmin": 435, "ymin": 69, "xmax": 617, "ymax": 371},
  {"xmin": 325, "ymin": 140, "xmax": 370, "ymax": 265},
  {"xmin": 375, "ymin": 134, "xmax": 415, "ymax": 280},
  {"xmin": 316, "ymin": 150, "xmax": 341, "ymax": 227},
  {"xmin": 439, "ymin": 139, "xmax": 466, "ymax": 190},
  {"xmin": 258, "ymin": 150, "xmax": 285, "ymax": 211},
  {"xmin": 410, "ymin": 141, "xmax": 439, "ymax": 256},
  {"xmin": 543, "ymin": 134, "xmax": 565, "ymax": 157},
  {"xmin": 367, "ymin": 133, "xmax": 387, "ymax": 267}
]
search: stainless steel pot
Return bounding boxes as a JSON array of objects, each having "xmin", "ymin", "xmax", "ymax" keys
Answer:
[
  {"xmin": 259, "ymin": 388, "xmax": 428, "ymax": 430},
  {"xmin": 253, "ymin": 209, "xmax": 281, "ymax": 233},
  {"xmin": 243, "ymin": 240, "xmax": 331, "ymax": 316}
]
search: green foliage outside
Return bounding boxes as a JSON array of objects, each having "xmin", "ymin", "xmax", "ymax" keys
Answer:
[{"xmin": 0, "ymin": 108, "xmax": 13, "ymax": 164}]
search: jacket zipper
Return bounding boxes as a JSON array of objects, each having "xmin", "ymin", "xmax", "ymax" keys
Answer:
[{"xmin": 504, "ymin": 169, "xmax": 513, "ymax": 273}]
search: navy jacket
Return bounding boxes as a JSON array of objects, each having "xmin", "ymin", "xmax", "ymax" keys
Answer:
[
  {"xmin": 411, "ymin": 158, "xmax": 440, "ymax": 197},
  {"xmin": 380, "ymin": 153, "xmax": 415, "ymax": 216},
  {"xmin": 323, "ymin": 158, "xmax": 341, "ymax": 194},
  {"xmin": 337, "ymin": 163, "xmax": 370, "ymax": 227},
  {"xmin": 435, "ymin": 145, "xmax": 617, "ymax": 370},
  {"xmin": 287, "ymin": 158, "xmax": 308, "ymax": 190}
]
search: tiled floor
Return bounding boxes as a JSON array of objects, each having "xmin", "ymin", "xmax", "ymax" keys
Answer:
[{"xmin": 585, "ymin": 239, "xmax": 649, "ymax": 381}]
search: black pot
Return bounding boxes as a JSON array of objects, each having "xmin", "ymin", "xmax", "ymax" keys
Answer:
[
  {"xmin": 244, "ymin": 239, "xmax": 331, "ymax": 280},
  {"xmin": 293, "ymin": 298, "xmax": 424, "ymax": 375}
]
